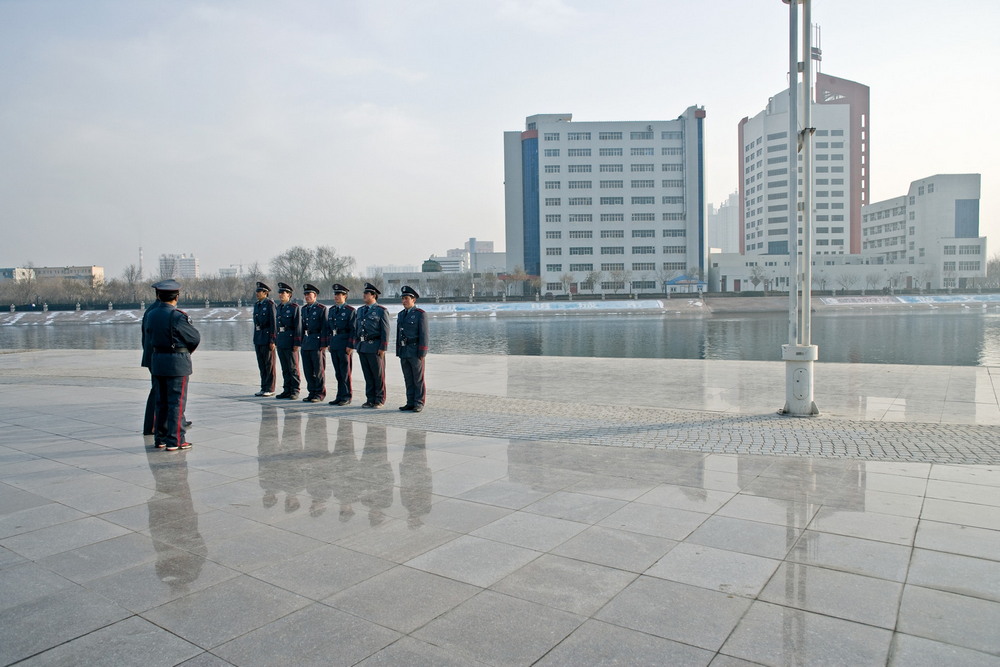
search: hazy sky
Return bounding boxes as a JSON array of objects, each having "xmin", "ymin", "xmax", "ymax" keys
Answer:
[{"xmin": 2, "ymin": 0, "xmax": 997, "ymax": 280}]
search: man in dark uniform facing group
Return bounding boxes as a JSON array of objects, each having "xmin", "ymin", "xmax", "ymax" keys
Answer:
[
  {"xmin": 252, "ymin": 281, "xmax": 277, "ymax": 397},
  {"xmin": 274, "ymin": 282, "xmax": 302, "ymax": 400},
  {"xmin": 300, "ymin": 283, "xmax": 327, "ymax": 403},
  {"xmin": 354, "ymin": 282, "xmax": 390, "ymax": 408},
  {"xmin": 145, "ymin": 279, "xmax": 200, "ymax": 451},
  {"xmin": 141, "ymin": 289, "xmax": 164, "ymax": 435},
  {"xmin": 396, "ymin": 285, "xmax": 428, "ymax": 412},
  {"xmin": 325, "ymin": 283, "xmax": 356, "ymax": 406}
]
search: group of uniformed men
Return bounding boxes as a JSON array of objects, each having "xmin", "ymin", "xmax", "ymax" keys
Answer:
[{"xmin": 252, "ymin": 281, "xmax": 428, "ymax": 412}]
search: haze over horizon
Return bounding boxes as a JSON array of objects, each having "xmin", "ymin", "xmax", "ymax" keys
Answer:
[{"xmin": 2, "ymin": 0, "xmax": 997, "ymax": 280}]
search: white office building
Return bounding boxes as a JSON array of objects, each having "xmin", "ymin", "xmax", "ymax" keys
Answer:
[
  {"xmin": 707, "ymin": 191, "xmax": 740, "ymax": 254},
  {"xmin": 738, "ymin": 73, "xmax": 869, "ymax": 258},
  {"xmin": 159, "ymin": 253, "xmax": 200, "ymax": 280},
  {"xmin": 505, "ymin": 107, "xmax": 707, "ymax": 294}
]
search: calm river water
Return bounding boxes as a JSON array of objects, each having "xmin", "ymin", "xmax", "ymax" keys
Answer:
[{"xmin": 4, "ymin": 310, "xmax": 1000, "ymax": 366}]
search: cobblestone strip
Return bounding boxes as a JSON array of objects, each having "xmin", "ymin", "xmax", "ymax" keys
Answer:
[{"xmin": 243, "ymin": 389, "xmax": 1000, "ymax": 465}]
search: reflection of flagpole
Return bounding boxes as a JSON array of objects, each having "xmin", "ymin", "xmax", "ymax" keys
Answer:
[{"xmin": 781, "ymin": 0, "xmax": 819, "ymax": 417}]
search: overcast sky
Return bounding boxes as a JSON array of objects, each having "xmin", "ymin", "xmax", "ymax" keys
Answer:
[{"xmin": 1, "ymin": 0, "xmax": 997, "ymax": 280}]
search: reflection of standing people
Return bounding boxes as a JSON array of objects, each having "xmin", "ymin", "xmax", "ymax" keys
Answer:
[
  {"xmin": 146, "ymin": 279, "xmax": 200, "ymax": 452},
  {"xmin": 300, "ymin": 284, "xmax": 327, "ymax": 403},
  {"xmin": 358, "ymin": 423, "xmax": 393, "ymax": 526},
  {"xmin": 145, "ymin": 447, "xmax": 206, "ymax": 592},
  {"xmin": 396, "ymin": 285, "xmax": 428, "ymax": 412},
  {"xmin": 400, "ymin": 429, "xmax": 432, "ymax": 528},
  {"xmin": 325, "ymin": 284, "xmax": 356, "ymax": 406},
  {"xmin": 331, "ymin": 419, "xmax": 359, "ymax": 522},
  {"xmin": 354, "ymin": 283, "xmax": 390, "ymax": 409},
  {"xmin": 274, "ymin": 282, "xmax": 302, "ymax": 400},
  {"xmin": 304, "ymin": 413, "xmax": 332, "ymax": 517},
  {"xmin": 252, "ymin": 281, "xmax": 277, "ymax": 397},
  {"xmin": 257, "ymin": 404, "xmax": 281, "ymax": 508}
]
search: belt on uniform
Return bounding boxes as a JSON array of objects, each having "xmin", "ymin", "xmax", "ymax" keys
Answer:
[{"xmin": 154, "ymin": 347, "xmax": 188, "ymax": 353}]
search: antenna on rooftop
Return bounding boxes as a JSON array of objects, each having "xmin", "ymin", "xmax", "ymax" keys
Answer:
[
  {"xmin": 812, "ymin": 24, "xmax": 822, "ymax": 72},
  {"xmin": 139, "ymin": 247, "xmax": 144, "ymax": 280}
]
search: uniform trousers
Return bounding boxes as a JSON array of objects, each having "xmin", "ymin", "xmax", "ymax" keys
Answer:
[
  {"xmin": 301, "ymin": 349, "xmax": 326, "ymax": 399},
  {"xmin": 399, "ymin": 357, "xmax": 426, "ymax": 407},
  {"xmin": 358, "ymin": 353, "xmax": 386, "ymax": 405},
  {"xmin": 143, "ymin": 375, "xmax": 157, "ymax": 435},
  {"xmin": 276, "ymin": 347, "xmax": 301, "ymax": 395},
  {"xmin": 329, "ymin": 348, "xmax": 353, "ymax": 402},
  {"xmin": 154, "ymin": 375, "xmax": 189, "ymax": 448},
  {"xmin": 255, "ymin": 344, "xmax": 276, "ymax": 393}
]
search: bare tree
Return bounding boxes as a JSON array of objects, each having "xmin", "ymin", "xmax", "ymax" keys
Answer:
[
  {"xmin": 314, "ymin": 246, "xmax": 356, "ymax": 286},
  {"xmin": 749, "ymin": 265, "xmax": 766, "ymax": 291},
  {"xmin": 559, "ymin": 272, "xmax": 574, "ymax": 295},
  {"xmin": 835, "ymin": 272, "xmax": 859, "ymax": 293},
  {"xmin": 864, "ymin": 272, "xmax": 882, "ymax": 293},
  {"xmin": 270, "ymin": 246, "xmax": 314, "ymax": 291},
  {"xmin": 585, "ymin": 269, "xmax": 603, "ymax": 294},
  {"xmin": 986, "ymin": 251, "xmax": 1000, "ymax": 288},
  {"xmin": 121, "ymin": 264, "xmax": 142, "ymax": 303}
]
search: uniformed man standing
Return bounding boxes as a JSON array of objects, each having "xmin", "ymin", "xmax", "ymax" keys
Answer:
[
  {"xmin": 252, "ymin": 281, "xmax": 277, "ymax": 397},
  {"xmin": 300, "ymin": 283, "xmax": 327, "ymax": 403},
  {"xmin": 274, "ymin": 282, "xmax": 302, "ymax": 400},
  {"xmin": 146, "ymin": 279, "xmax": 200, "ymax": 451},
  {"xmin": 396, "ymin": 286, "xmax": 428, "ymax": 412},
  {"xmin": 354, "ymin": 282, "xmax": 390, "ymax": 408},
  {"xmin": 141, "ymin": 289, "xmax": 164, "ymax": 435},
  {"xmin": 325, "ymin": 283, "xmax": 356, "ymax": 406}
]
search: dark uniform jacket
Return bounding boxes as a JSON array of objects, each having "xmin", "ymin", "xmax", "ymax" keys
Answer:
[
  {"xmin": 146, "ymin": 304, "xmax": 201, "ymax": 376},
  {"xmin": 252, "ymin": 298, "xmax": 277, "ymax": 346},
  {"xmin": 396, "ymin": 307, "xmax": 428, "ymax": 359},
  {"xmin": 140, "ymin": 300, "xmax": 164, "ymax": 368},
  {"xmin": 300, "ymin": 302, "xmax": 327, "ymax": 351},
  {"xmin": 324, "ymin": 303, "xmax": 357, "ymax": 351},
  {"xmin": 354, "ymin": 303, "xmax": 390, "ymax": 354},
  {"xmin": 275, "ymin": 301, "xmax": 302, "ymax": 349}
]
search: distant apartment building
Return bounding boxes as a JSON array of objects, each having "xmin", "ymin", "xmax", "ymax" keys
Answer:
[
  {"xmin": 862, "ymin": 174, "xmax": 985, "ymax": 289},
  {"xmin": 707, "ymin": 191, "xmax": 740, "ymax": 254},
  {"xmin": 709, "ymin": 174, "xmax": 986, "ymax": 292},
  {"xmin": 159, "ymin": 253, "xmax": 200, "ymax": 279},
  {"xmin": 0, "ymin": 266, "xmax": 104, "ymax": 285},
  {"xmin": 504, "ymin": 107, "xmax": 707, "ymax": 294},
  {"xmin": 738, "ymin": 73, "xmax": 869, "ymax": 257}
]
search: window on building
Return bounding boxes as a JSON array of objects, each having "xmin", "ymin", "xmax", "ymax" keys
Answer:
[
  {"xmin": 568, "ymin": 214, "xmax": 592, "ymax": 222},
  {"xmin": 567, "ymin": 148, "xmax": 591, "ymax": 157},
  {"xmin": 631, "ymin": 180, "xmax": 655, "ymax": 188},
  {"xmin": 545, "ymin": 231, "xmax": 562, "ymax": 239},
  {"xmin": 543, "ymin": 132, "xmax": 560, "ymax": 141},
  {"xmin": 544, "ymin": 198, "xmax": 561, "ymax": 206},
  {"xmin": 943, "ymin": 261, "xmax": 956, "ymax": 271},
  {"xmin": 599, "ymin": 148, "xmax": 623, "ymax": 157},
  {"xmin": 599, "ymin": 131, "xmax": 622, "ymax": 140},
  {"xmin": 544, "ymin": 181, "xmax": 560, "ymax": 189},
  {"xmin": 661, "ymin": 131, "xmax": 682, "ymax": 140},
  {"xmin": 662, "ymin": 164, "xmax": 683, "ymax": 171},
  {"xmin": 545, "ymin": 247, "xmax": 562, "ymax": 256},
  {"xmin": 568, "ymin": 181, "xmax": 592, "ymax": 189},
  {"xmin": 632, "ymin": 229, "xmax": 655, "ymax": 238},
  {"xmin": 544, "ymin": 165, "xmax": 560, "ymax": 174},
  {"xmin": 662, "ymin": 196, "xmax": 683, "ymax": 204},
  {"xmin": 545, "ymin": 215, "xmax": 561, "ymax": 223},
  {"xmin": 632, "ymin": 196, "xmax": 655, "ymax": 205},
  {"xmin": 632, "ymin": 213, "xmax": 655, "ymax": 222},
  {"xmin": 631, "ymin": 147, "xmax": 655, "ymax": 156},
  {"xmin": 600, "ymin": 164, "xmax": 623, "ymax": 172},
  {"xmin": 630, "ymin": 131, "xmax": 653, "ymax": 140},
  {"xmin": 662, "ymin": 147, "xmax": 683, "ymax": 155},
  {"xmin": 600, "ymin": 180, "xmax": 623, "ymax": 188},
  {"xmin": 632, "ymin": 263, "xmax": 655, "ymax": 271},
  {"xmin": 662, "ymin": 229, "xmax": 686, "ymax": 237},
  {"xmin": 567, "ymin": 164, "xmax": 592, "ymax": 173},
  {"xmin": 662, "ymin": 262, "xmax": 686, "ymax": 270},
  {"xmin": 601, "ymin": 263, "xmax": 624, "ymax": 272},
  {"xmin": 662, "ymin": 179, "xmax": 683, "ymax": 188},
  {"xmin": 546, "ymin": 264, "xmax": 562, "ymax": 272},
  {"xmin": 569, "ymin": 230, "xmax": 593, "ymax": 239},
  {"xmin": 601, "ymin": 247, "xmax": 625, "ymax": 255},
  {"xmin": 544, "ymin": 149, "xmax": 560, "ymax": 157},
  {"xmin": 546, "ymin": 282, "xmax": 563, "ymax": 291},
  {"xmin": 601, "ymin": 214, "xmax": 624, "ymax": 222},
  {"xmin": 601, "ymin": 230, "xmax": 624, "ymax": 238},
  {"xmin": 959, "ymin": 261, "xmax": 981, "ymax": 271},
  {"xmin": 600, "ymin": 197, "xmax": 624, "ymax": 205},
  {"xmin": 631, "ymin": 164, "xmax": 655, "ymax": 172},
  {"xmin": 567, "ymin": 132, "xmax": 591, "ymax": 141},
  {"xmin": 663, "ymin": 213, "xmax": 685, "ymax": 221},
  {"xmin": 569, "ymin": 247, "xmax": 593, "ymax": 255},
  {"xmin": 601, "ymin": 281, "xmax": 626, "ymax": 290},
  {"xmin": 663, "ymin": 246, "xmax": 686, "ymax": 254}
]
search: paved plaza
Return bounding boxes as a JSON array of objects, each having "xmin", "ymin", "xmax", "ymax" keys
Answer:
[{"xmin": 1, "ymin": 350, "xmax": 998, "ymax": 665}]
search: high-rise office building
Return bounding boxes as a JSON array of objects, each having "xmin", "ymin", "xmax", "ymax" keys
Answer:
[
  {"xmin": 505, "ymin": 106, "xmax": 707, "ymax": 294},
  {"xmin": 159, "ymin": 253, "xmax": 200, "ymax": 279},
  {"xmin": 738, "ymin": 73, "xmax": 869, "ymax": 257}
]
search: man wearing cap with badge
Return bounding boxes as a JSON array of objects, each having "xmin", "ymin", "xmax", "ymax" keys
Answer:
[
  {"xmin": 145, "ymin": 279, "xmax": 200, "ymax": 451},
  {"xmin": 354, "ymin": 282, "xmax": 390, "ymax": 408},
  {"xmin": 300, "ymin": 283, "xmax": 328, "ymax": 402},
  {"xmin": 141, "ymin": 285, "xmax": 165, "ymax": 435},
  {"xmin": 324, "ymin": 283, "xmax": 356, "ymax": 406},
  {"xmin": 396, "ymin": 286, "xmax": 428, "ymax": 412},
  {"xmin": 274, "ymin": 282, "xmax": 303, "ymax": 400},
  {"xmin": 252, "ymin": 282, "xmax": 277, "ymax": 397}
]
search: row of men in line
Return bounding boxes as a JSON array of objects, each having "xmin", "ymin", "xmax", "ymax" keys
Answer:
[{"xmin": 252, "ymin": 280, "xmax": 429, "ymax": 412}]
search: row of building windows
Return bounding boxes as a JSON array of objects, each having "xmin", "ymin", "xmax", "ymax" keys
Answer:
[
  {"xmin": 544, "ymin": 262, "xmax": 669, "ymax": 273},
  {"xmin": 543, "ymin": 131, "xmax": 683, "ymax": 142},
  {"xmin": 544, "ymin": 196, "xmax": 685, "ymax": 206},
  {"xmin": 544, "ymin": 246, "xmax": 686, "ymax": 256},
  {"xmin": 545, "ymin": 179, "xmax": 674, "ymax": 189},
  {"xmin": 542, "ymin": 214, "xmax": 687, "ymax": 225},
  {"xmin": 942, "ymin": 261, "xmax": 981, "ymax": 271},
  {"xmin": 943, "ymin": 245, "xmax": 982, "ymax": 255},
  {"xmin": 542, "ymin": 146, "xmax": 686, "ymax": 159}
]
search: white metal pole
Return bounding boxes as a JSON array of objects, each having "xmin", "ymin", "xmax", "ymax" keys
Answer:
[{"xmin": 786, "ymin": 0, "xmax": 799, "ymax": 347}]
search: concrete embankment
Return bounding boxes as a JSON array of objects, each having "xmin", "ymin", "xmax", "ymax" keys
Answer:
[{"xmin": 2, "ymin": 293, "xmax": 998, "ymax": 326}]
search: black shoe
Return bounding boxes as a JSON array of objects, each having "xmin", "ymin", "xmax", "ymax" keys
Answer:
[
  {"xmin": 399, "ymin": 405, "xmax": 414, "ymax": 411},
  {"xmin": 155, "ymin": 441, "xmax": 166, "ymax": 449},
  {"xmin": 412, "ymin": 405, "xmax": 423, "ymax": 413},
  {"xmin": 255, "ymin": 390, "xmax": 275, "ymax": 397},
  {"xmin": 183, "ymin": 420, "xmax": 193, "ymax": 428},
  {"xmin": 143, "ymin": 431, "xmax": 154, "ymax": 436},
  {"xmin": 289, "ymin": 394, "xmax": 299, "ymax": 400},
  {"xmin": 304, "ymin": 396, "xmax": 322, "ymax": 403},
  {"xmin": 361, "ymin": 402, "xmax": 374, "ymax": 408},
  {"xmin": 372, "ymin": 403, "xmax": 384, "ymax": 409},
  {"xmin": 330, "ymin": 399, "xmax": 351, "ymax": 406},
  {"xmin": 166, "ymin": 442, "xmax": 192, "ymax": 451},
  {"xmin": 275, "ymin": 392, "xmax": 290, "ymax": 399}
]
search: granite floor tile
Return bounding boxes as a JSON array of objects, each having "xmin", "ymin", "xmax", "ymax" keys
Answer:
[
  {"xmin": 888, "ymin": 633, "xmax": 1000, "ymax": 667},
  {"xmin": 324, "ymin": 565, "xmax": 479, "ymax": 634},
  {"xmin": 914, "ymin": 520, "xmax": 1000, "ymax": 562},
  {"xmin": 807, "ymin": 506, "xmax": 918, "ymax": 545},
  {"xmin": 212, "ymin": 602, "xmax": 400, "ymax": 667},
  {"xmin": 0, "ymin": 561, "xmax": 78, "ymax": 611},
  {"xmin": 522, "ymin": 490, "xmax": 627, "ymax": 523},
  {"xmin": 821, "ymin": 486, "xmax": 925, "ymax": 518},
  {"xmin": 635, "ymin": 483, "xmax": 735, "ymax": 514},
  {"xmin": 759, "ymin": 561, "xmax": 903, "ymax": 628},
  {"xmin": 412, "ymin": 590, "xmax": 584, "ymax": 667},
  {"xmin": 37, "ymin": 532, "xmax": 162, "ymax": 584},
  {"xmin": 595, "ymin": 576, "xmax": 752, "ymax": 651},
  {"xmin": 715, "ymin": 493, "xmax": 819, "ymax": 528},
  {"xmin": 405, "ymin": 534, "xmax": 540, "ymax": 588},
  {"xmin": 550, "ymin": 525, "xmax": 677, "ymax": 573},
  {"xmin": 355, "ymin": 636, "xmax": 481, "ymax": 666},
  {"xmin": 491, "ymin": 553, "xmax": 636, "ymax": 616},
  {"xmin": 417, "ymin": 496, "xmax": 513, "ymax": 533},
  {"xmin": 598, "ymin": 502, "xmax": 709, "ymax": 541},
  {"xmin": 335, "ymin": 518, "xmax": 460, "ymax": 563},
  {"xmin": 645, "ymin": 542, "xmax": 781, "ymax": 597},
  {"xmin": 686, "ymin": 515, "xmax": 802, "ymax": 560},
  {"xmin": 471, "ymin": 511, "xmax": 589, "ymax": 551},
  {"xmin": 140, "ymin": 575, "xmax": 311, "ymax": 649},
  {"xmin": 0, "ymin": 587, "xmax": 131, "ymax": 665},
  {"xmin": 907, "ymin": 548, "xmax": 1000, "ymax": 602},
  {"xmin": 720, "ymin": 601, "xmax": 892, "ymax": 665},
  {"xmin": 920, "ymin": 498, "xmax": 1000, "ymax": 531},
  {"xmin": 536, "ymin": 619, "xmax": 714, "ymax": 666},
  {"xmin": 18, "ymin": 616, "xmax": 202, "ymax": 667},
  {"xmin": 0, "ymin": 516, "xmax": 132, "ymax": 560},
  {"xmin": 897, "ymin": 585, "xmax": 1000, "ymax": 656},
  {"xmin": 787, "ymin": 529, "xmax": 912, "ymax": 582},
  {"xmin": 249, "ymin": 544, "xmax": 394, "ymax": 600},
  {"xmin": 926, "ymin": 479, "xmax": 1000, "ymax": 506}
]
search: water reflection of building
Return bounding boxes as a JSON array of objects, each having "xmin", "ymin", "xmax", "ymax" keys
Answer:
[{"xmin": 145, "ymin": 448, "xmax": 206, "ymax": 592}]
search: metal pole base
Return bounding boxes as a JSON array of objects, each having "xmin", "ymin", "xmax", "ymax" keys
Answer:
[{"xmin": 779, "ymin": 344, "xmax": 820, "ymax": 417}]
